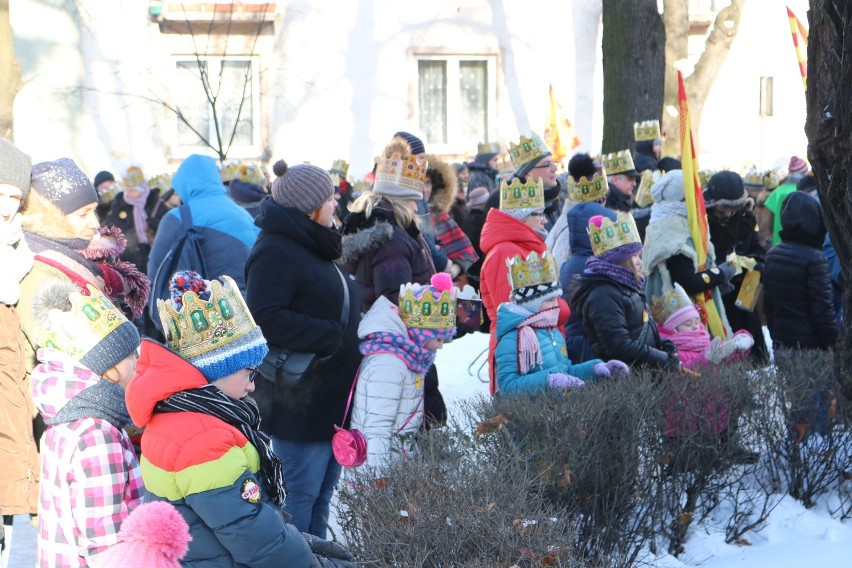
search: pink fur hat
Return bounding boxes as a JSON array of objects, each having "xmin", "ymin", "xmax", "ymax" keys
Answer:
[{"xmin": 95, "ymin": 501, "xmax": 191, "ymax": 567}]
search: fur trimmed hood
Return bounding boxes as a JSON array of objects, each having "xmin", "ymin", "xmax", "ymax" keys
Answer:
[
  {"xmin": 21, "ymin": 190, "xmax": 78, "ymax": 240},
  {"xmin": 425, "ymin": 154, "xmax": 458, "ymax": 213},
  {"xmin": 340, "ymin": 220, "xmax": 395, "ymax": 265}
]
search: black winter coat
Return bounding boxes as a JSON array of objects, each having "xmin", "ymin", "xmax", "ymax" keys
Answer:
[
  {"xmin": 245, "ymin": 198, "xmax": 364, "ymax": 442},
  {"xmin": 568, "ymin": 273, "xmax": 671, "ymax": 367},
  {"xmin": 340, "ymin": 202, "xmax": 435, "ymax": 310},
  {"xmin": 764, "ymin": 193, "xmax": 838, "ymax": 349},
  {"xmin": 103, "ymin": 190, "xmax": 160, "ymax": 273}
]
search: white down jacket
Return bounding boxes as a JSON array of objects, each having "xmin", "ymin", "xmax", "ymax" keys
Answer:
[{"xmin": 350, "ymin": 296, "xmax": 424, "ymax": 471}]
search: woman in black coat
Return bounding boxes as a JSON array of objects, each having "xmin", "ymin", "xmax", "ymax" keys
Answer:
[
  {"xmin": 245, "ymin": 159, "xmax": 363, "ymax": 539},
  {"xmin": 567, "ymin": 214, "xmax": 678, "ymax": 368},
  {"xmin": 764, "ymin": 191, "xmax": 838, "ymax": 350}
]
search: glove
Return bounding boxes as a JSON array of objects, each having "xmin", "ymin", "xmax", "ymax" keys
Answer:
[
  {"xmin": 594, "ymin": 360, "xmax": 630, "ymax": 378},
  {"xmin": 732, "ymin": 330, "xmax": 754, "ymax": 351},
  {"xmin": 661, "ymin": 339, "xmax": 678, "ymax": 357},
  {"xmin": 706, "ymin": 336, "xmax": 739, "ymax": 364},
  {"xmin": 717, "ymin": 262, "xmax": 737, "ymax": 283},
  {"xmin": 665, "ymin": 352, "xmax": 682, "ymax": 371},
  {"xmin": 548, "ymin": 373, "xmax": 585, "ymax": 389},
  {"xmin": 302, "ymin": 533, "xmax": 355, "ymax": 562},
  {"xmin": 312, "ymin": 555, "xmax": 360, "ymax": 568}
]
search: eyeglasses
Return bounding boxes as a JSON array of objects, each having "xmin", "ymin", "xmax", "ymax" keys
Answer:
[
  {"xmin": 527, "ymin": 211, "xmax": 546, "ymax": 218},
  {"xmin": 531, "ymin": 161, "xmax": 555, "ymax": 170},
  {"xmin": 247, "ymin": 367, "xmax": 259, "ymax": 382}
]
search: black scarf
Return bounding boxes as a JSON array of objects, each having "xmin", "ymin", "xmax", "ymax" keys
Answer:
[
  {"xmin": 154, "ymin": 385, "xmax": 286, "ymax": 508},
  {"xmin": 46, "ymin": 380, "xmax": 132, "ymax": 429}
]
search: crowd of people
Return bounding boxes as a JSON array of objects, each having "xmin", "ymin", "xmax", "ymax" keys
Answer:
[{"xmin": 0, "ymin": 119, "xmax": 842, "ymax": 566}]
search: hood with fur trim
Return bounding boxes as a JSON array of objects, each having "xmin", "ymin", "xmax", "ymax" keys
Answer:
[
  {"xmin": 340, "ymin": 219, "xmax": 395, "ymax": 265},
  {"xmin": 424, "ymin": 154, "xmax": 458, "ymax": 213},
  {"xmin": 21, "ymin": 190, "xmax": 78, "ymax": 240}
]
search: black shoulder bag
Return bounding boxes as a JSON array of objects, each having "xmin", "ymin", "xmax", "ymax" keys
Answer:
[{"xmin": 258, "ymin": 264, "xmax": 350, "ymax": 387}]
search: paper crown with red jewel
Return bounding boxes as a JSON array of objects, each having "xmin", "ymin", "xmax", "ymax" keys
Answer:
[
  {"xmin": 373, "ymin": 138, "xmax": 428, "ymax": 199},
  {"xmin": 508, "ymin": 132, "xmax": 550, "ymax": 170},
  {"xmin": 588, "ymin": 212, "xmax": 642, "ymax": 257},
  {"xmin": 398, "ymin": 273, "xmax": 458, "ymax": 330}
]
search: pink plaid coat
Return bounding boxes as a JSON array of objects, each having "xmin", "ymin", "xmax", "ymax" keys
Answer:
[{"xmin": 31, "ymin": 348, "xmax": 143, "ymax": 568}]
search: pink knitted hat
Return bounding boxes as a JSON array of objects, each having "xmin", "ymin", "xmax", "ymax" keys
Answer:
[
  {"xmin": 665, "ymin": 303, "xmax": 701, "ymax": 331},
  {"xmin": 788, "ymin": 156, "xmax": 809, "ymax": 175}
]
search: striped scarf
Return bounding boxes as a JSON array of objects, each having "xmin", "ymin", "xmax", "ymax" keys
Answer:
[
  {"xmin": 431, "ymin": 208, "xmax": 479, "ymax": 266},
  {"xmin": 155, "ymin": 384, "xmax": 286, "ymax": 508}
]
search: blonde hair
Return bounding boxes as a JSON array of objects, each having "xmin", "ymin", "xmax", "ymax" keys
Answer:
[
  {"xmin": 348, "ymin": 191, "xmax": 419, "ymax": 229},
  {"xmin": 619, "ymin": 254, "xmax": 646, "ymax": 286}
]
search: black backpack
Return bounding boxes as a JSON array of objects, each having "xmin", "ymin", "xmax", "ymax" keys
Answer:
[{"xmin": 147, "ymin": 205, "xmax": 208, "ymax": 333}]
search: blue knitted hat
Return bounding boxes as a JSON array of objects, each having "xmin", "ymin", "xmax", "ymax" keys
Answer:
[{"xmin": 163, "ymin": 271, "xmax": 268, "ymax": 382}]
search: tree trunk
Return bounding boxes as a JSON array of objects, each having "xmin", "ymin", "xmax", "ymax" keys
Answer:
[
  {"xmin": 805, "ymin": 0, "xmax": 852, "ymax": 401},
  {"xmin": 0, "ymin": 0, "xmax": 21, "ymax": 139},
  {"xmin": 662, "ymin": 0, "xmax": 745, "ymax": 158},
  {"xmin": 601, "ymin": 0, "xmax": 665, "ymax": 155}
]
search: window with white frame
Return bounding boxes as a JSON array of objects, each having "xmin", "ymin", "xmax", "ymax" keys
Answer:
[
  {"xmin": 416, "ymin": 56, "xmax": 496, "ymax": 152},
  {"xmin": 173, "ymin": 57, "xmax": 260, "ymax": 156}
]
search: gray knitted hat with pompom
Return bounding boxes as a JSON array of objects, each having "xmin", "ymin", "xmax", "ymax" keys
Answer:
[{"xmin": 270, "ymin": 159, "xmax": 334, "ymax": 215}]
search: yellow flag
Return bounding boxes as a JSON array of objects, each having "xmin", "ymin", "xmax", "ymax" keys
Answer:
[{"xmin": 543, "ymin": 84, "xmax": 581, "ymax": 163}]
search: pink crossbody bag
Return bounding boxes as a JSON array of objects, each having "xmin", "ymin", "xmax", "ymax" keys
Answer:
[{"xmin": 332, "ymin": 370, "xmax": 423, "ymax": 468}]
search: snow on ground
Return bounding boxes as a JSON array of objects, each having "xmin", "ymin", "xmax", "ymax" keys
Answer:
[{"xmin": 9, "ymin": 331, "xmax": 850, "ymax": 567}]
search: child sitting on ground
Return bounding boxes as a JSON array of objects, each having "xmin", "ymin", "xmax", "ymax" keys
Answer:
[
  {"xmin": 351, "ymin": 273, "xmax": 457, "ymax": 472},
  {"xmin": 30, "ymin": 281, "xmax": 144, "ymax": 568},
  {"xmin": 495, "ymin": 251, "xmax": 628, "ymax": 395},
  {"xmin": 651, "ymin": 283, "xmax": 753, "ymax": 370}
]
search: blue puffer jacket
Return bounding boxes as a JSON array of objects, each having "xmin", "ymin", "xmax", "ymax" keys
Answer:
[
  {"xmin": 147, "ymin": 154, "xmax": 260, "ymax": 292},
  {"xmin": 494, "ymin": 303, "xmax": 601, "ymax": 395}
]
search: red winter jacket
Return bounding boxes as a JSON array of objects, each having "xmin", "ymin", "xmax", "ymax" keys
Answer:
[{"xmin": 479, "ymin": 208, "xmax": 547, "ymax": 394}]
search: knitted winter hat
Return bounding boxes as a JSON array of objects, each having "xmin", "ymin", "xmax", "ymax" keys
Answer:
[
  {"xmin": 0, "ymin": 139, "xmax": 32, "ymax": 201},
  {"xmin": 94, "ymin": 501, "xmax": 191, "ymax": 568},
  {"xmin": 93, "ymin": 170, "xmax": 115, "ymax": 189},
  {"xmin": 32, "ymin": 280, "xmax": 140, "ymax": 376},
  {"xmin": 704, "ymin": 170, "xmax": 750, "ymax": 209},
  {"xmin": 270, "ymin": 159, "xmax": 334, "ymax": 215},
  {"xmin": 31, "ymin": 158, "xmax": 98, "ymax": 215},
  {"xmin": 788, "ymin": 155, "xmax": 809, "ymax": 175},
  {"xmin": 393, "ymin": 131, "xmax": 426, "ymax": 156},
  {"xmin": 657, "ymin": 157, "xmax": 682, "ymax": 173},
  {"xmin": 161, "ymin": 271, "xmax": 268, "ymax": 381},
  {"xmin": 796, "ymin": 174, "xmax": 817, "ymax": 194},
  {"xmin": 467, "ymin": 186, "xmax": 489, "ymax": 207},
  {"xmin": 651, "ymin": 170, "xmax": 685, "ymax": 204}
]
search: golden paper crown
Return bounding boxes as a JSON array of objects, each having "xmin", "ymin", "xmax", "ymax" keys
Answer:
[
  {"xmin": 123, "ymin": 166, "xmax": 146, "ymax": 190},
  {"xmin": 763, "ymin": 170, "xmax": 781, "ymax": 190},
  {"xmin": 331, "ymin": 159, "xmax": 350, "ymax": 176},
  {"xmin": 499, "ymin": 177, "xmax": 545, "ymax": 211},
  {"xmin": 157, "ymin": 275, "xmax": 261, "ymax": 361},
  {"xmin": 220, "ymin": 162, "xmax": 239, "ymax": 182},
  {"xmin": 633, "ymin": 120, "xmax": 661, "ymax": 142},
  {"xmin": 375, "ymin": 153, "xmax": 428, "ymax": 194},
  {"xmin": 236, "ymin": 163, "xmax": 265, "ymax": 185},
  {"xmin": 148, "ymin": 173, "xmax": 173, "ymax": 192},
  {"xmin": 601, "ymin": 150, "xmax": 636, "ymax": 176},
  {"xmin": 650, "ymin": 284, "xmax": 694, "ymax": 327},
  {"xmin": 398, "ymin": 283, "xmax": 457, "ymax": 330},
  {"xmin": 477, "ymin": 141, "xmax": 501, "ymax": 155},
  {"xmin": 635, "ymin": 169, "xmax": 659, "ymax": 208},
  {"xmin": 508, "ymin": 132, "xmax": 550, "ymax": 170},
  {"xmin": 37, "ymin": 284, "xmax": 130, "ymax": 360},
  {"xmin": 588, "ymin": 213, "xmax": 642, "ymax": 257},
  {"xmin": 567, "ymin": 171, "xmax": 608, "ymax": 203},
  {"xmin": 743, "ymin": 171, "xmax": 764, "ymax": 188},
  {"xmin": 507, "ymin": 251, "xmax": 559, "ymax": 291}
]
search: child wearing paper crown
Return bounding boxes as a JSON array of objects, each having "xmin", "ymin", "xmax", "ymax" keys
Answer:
[
  {"xmin": 351, "ymin": 273, "xmax": 457, "ymax": 472},
  {"xmin": 652, "ymin": 283, "xmax": 753, "ymax": 370},
  {"xmin": 29, "ymin": 280, "xmax": 143, "ymax": 568},
  {"xmin": 125, "ymin": 271, "xmax": 358, "ymax": 568},
  {"xmin": 494, "ymin": 251, "xmax": 628, "ymax": 395}
]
